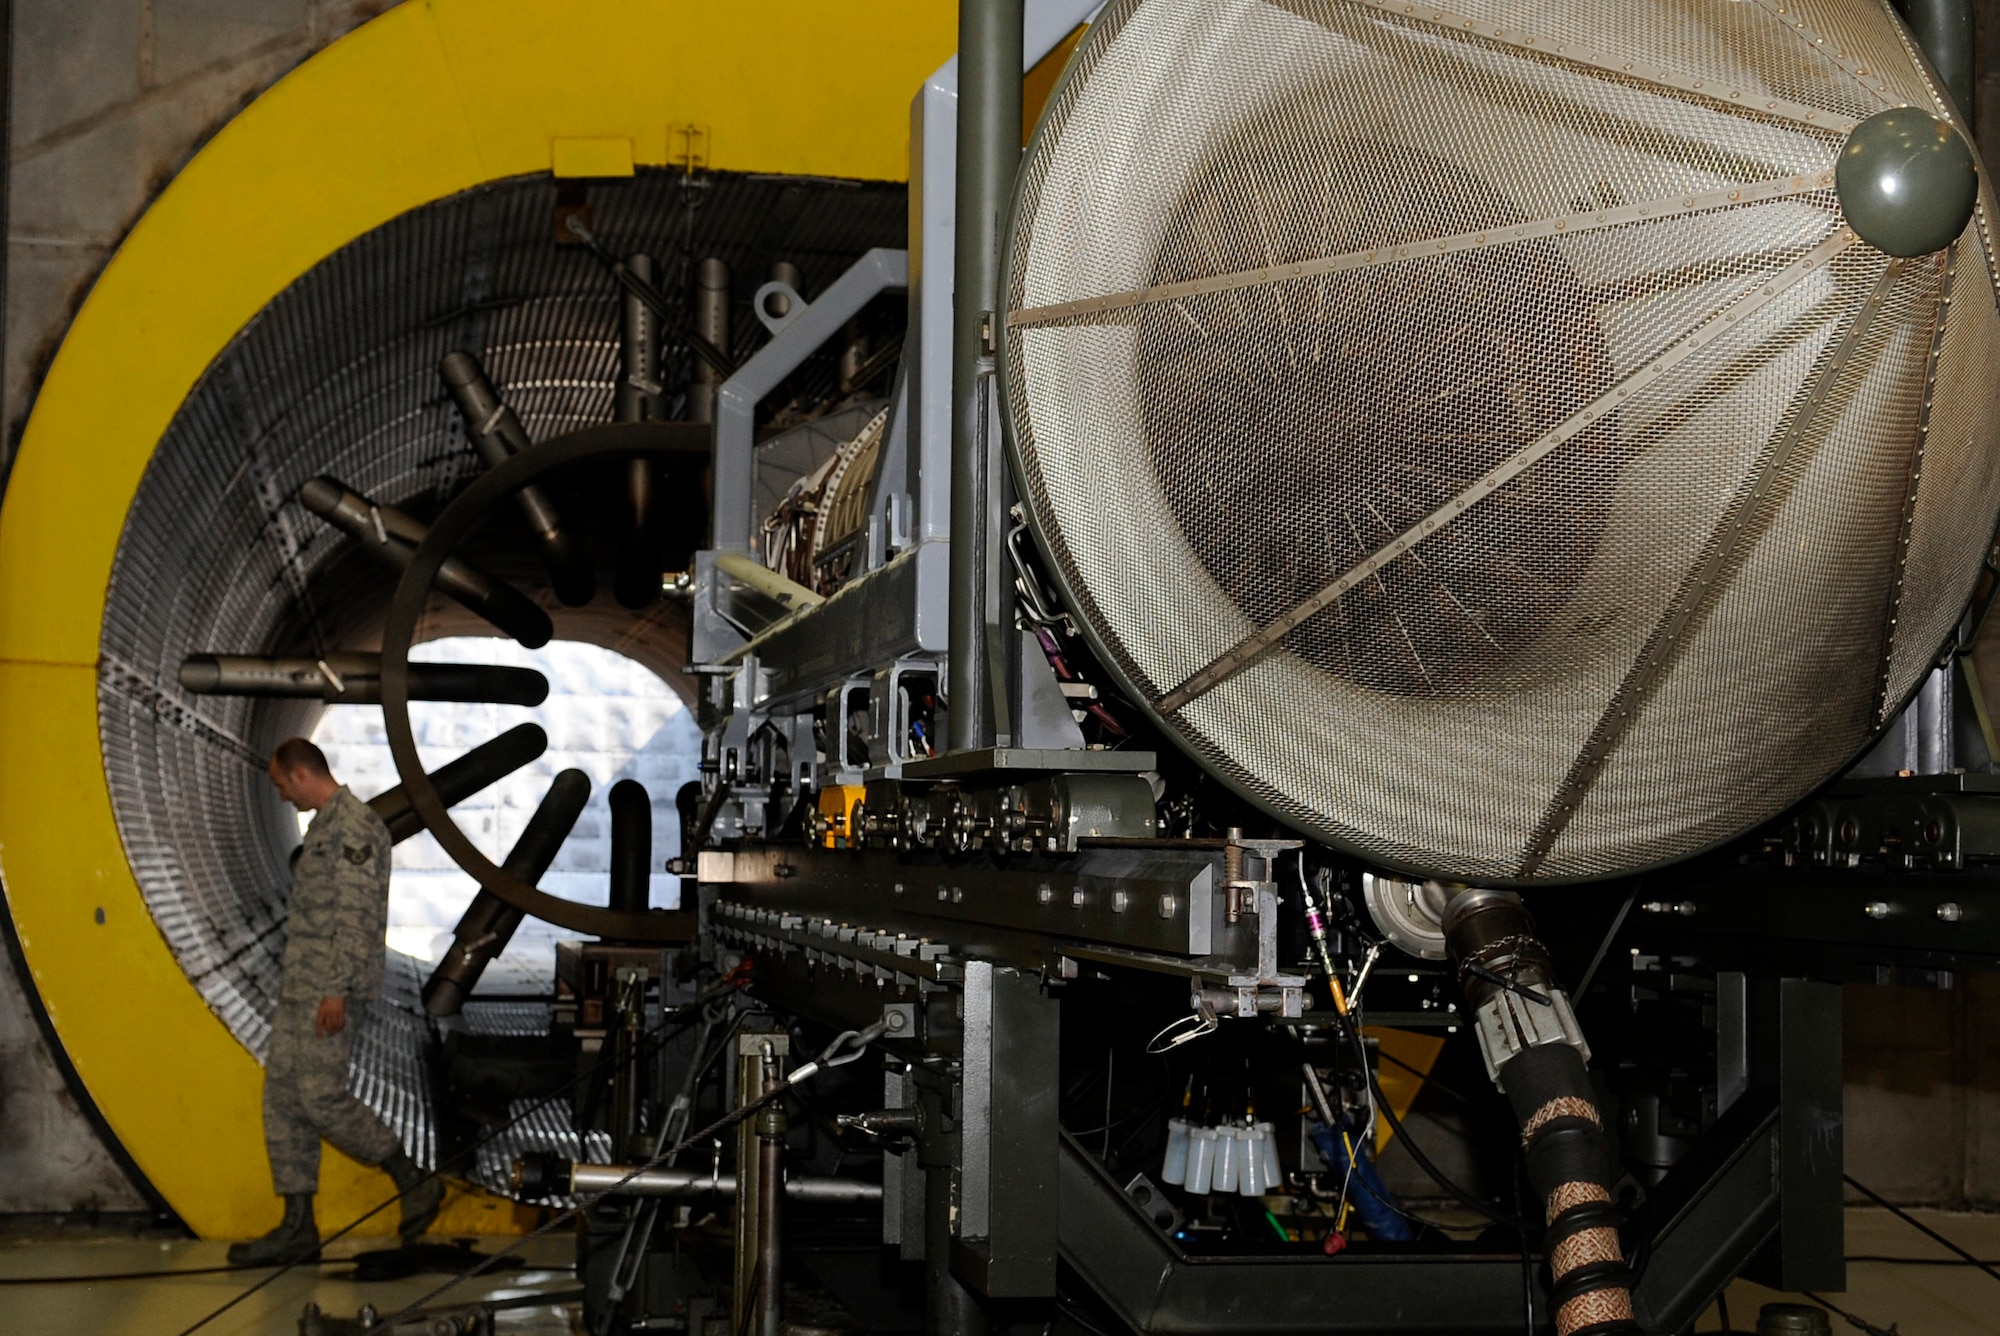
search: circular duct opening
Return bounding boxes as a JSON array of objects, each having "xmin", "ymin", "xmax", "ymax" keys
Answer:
[
  {"xmin": 310, "ymin": 637, "xmax": 703, "ymax": 976},
  {"xmin": 97, "ymin": 169, "xmax": 906, "ymax": 1067}
]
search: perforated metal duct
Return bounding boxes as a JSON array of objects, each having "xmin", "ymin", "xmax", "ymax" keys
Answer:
[
  {"xmin": 1004, "ymin": 0, "xmax": 2000, "ymax": 884},
  {"xmin": 97, "ymin": 170, "xmax": 906, "ymax": 1074}
]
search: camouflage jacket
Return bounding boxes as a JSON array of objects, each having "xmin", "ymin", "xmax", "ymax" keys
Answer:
[{"xmin": 279, "ymin": 785, "xmax": 391, "ymax": 1003}]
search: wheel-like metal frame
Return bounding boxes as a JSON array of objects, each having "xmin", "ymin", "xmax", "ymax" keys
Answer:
[{"xmin": 380, "ymin": 421, "xmax": 708, "ymax": 944}]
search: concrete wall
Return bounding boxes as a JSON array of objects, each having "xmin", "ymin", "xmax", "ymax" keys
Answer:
[
  {"xmin": 1846, "ymin": 977, "xmax": 2000, "ymax": 1207},
  {"xmin": 0, "ymin": 0, "xmax": 394, "ymax": 1216},
  {"xmin": 5, "ymin": 0, "xmax": 392, "ymax": 463}
]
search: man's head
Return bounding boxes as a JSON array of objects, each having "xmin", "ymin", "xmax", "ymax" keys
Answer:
[{"xmin": 268, "ymin": 737, "xmax": 339, "ymax": 812}]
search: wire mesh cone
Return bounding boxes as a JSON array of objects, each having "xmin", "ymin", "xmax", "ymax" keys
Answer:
[{"xmin": 1001, "ymin": 0, "xmax": 2000, "ymax": 883}]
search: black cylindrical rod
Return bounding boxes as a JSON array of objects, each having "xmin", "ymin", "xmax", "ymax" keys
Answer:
[
  {"xmin": 1905, "ymin": 0, "xmax": 1974, "ymax": 118},
  {"xmin": 613, "ymin": 263, "xmax": 666, "ymax": 610},
  {"xmin": 687, "ymin": 258, "xmax": 730, "ymax": 424},
  {"xmin": 423, "ymin": 767, "xmax": 591, "ymax": 1016},
  {"xmin": 369, "ymin": 722, "xmax": 549, "ymax": 844},
  {"xmin": 438, "ymin": 352, "xmax": 596, "ymax": 606},
  {"xmin": 947, "ymin": 0, "xmax": 1023, "ymax": 753},
  {"xmin": 179, "ymin": 652, "xmax": 546, "ymax": 706},
  {"xmin": 608, "ymin": 779, "xmax": 652, "ymax": 915},
  {"xmin": 300, "ymin": 476, "xmax": 554, "ymax": 648}
]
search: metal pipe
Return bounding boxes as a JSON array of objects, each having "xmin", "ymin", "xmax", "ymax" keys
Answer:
[
  {"xmin": 688, "ymin": 257, "xmax": 730, "ymax": 425},
  {"xmin": 609, "ymin": 966, "xmax": 649, "ymax": 1152},
  {"xmin": 946, "ymin": 0, "xmax": 1023, "ymax": 753},
  {"xmin": 422, "ymin": 768, "xmax": 591, "ymax": 1016},
  {"xmin": 1905, "ymin": 0, "xmax": 1974, "ymax": 120},
  {"xmin": 564, "ymin": 1164, "xmax": 881, "ymax": 1204},
  {"xmin": 438, "ymin": 353, "xmax": 595, "ymax": 606},
  {"xmin": 615, "ymin": 255, "xmax": 667, "ymax": 609},
  {"xmin": 732, "ymin": 1037, "xmax": 777, "ymax": 1327},
  {"xmin": 755, "ymin": 1083, "xmax": 786, "ymax": 1336},
  {"xmin": 369, "ymin": 723, "xmax": 548, "ymax": 844},
  {"xmin": 178, "ymin": 652, "xmax": 546, "ymax": 706},
  {"xmin": 616, "ymin": 253, "xmax": 666, "ymax": 422},
  {"xmin": 608, "ymin": 779, "xmax": 652, "ymax": 915},
  {"xmin": 299, "ymin": 477, "xmax": 554, "ymax": 648}
]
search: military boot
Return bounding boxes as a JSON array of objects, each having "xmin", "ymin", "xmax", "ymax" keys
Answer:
[
  {"xmin": 383, "ymin": 1150, "xmax": 445, "ymax": 1241},
  {"xmin": 226, "ymin": 1193, "xmax": 318, "ymax": 1265}
]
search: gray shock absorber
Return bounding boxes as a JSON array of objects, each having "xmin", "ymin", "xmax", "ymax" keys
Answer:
[{"xmin": 1443, "ymin": 887, "xmax": 1639, "ymax": 1336}]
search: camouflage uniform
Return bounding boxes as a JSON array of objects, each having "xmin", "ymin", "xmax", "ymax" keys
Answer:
[{"xmin": 264, "ymin": 785, "xmax": 398, "ymax": 1196}]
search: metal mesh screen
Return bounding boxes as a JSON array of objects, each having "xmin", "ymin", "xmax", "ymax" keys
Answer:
[{"xmin": 1003, "ymin": 0, "xmax": 2000, "ymax": 882}]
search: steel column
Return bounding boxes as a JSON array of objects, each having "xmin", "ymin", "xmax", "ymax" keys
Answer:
[{"xmin": 946, "ymin": 0, "xmax": 1023, "ymax": 752}]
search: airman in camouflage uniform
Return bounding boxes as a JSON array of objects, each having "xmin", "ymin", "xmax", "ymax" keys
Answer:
[{"xmin": 228, "ymin": 737, "xmax": 444, "ymax": 1265}]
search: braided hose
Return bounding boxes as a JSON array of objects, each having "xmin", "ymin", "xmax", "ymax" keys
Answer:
[{"xmin": 1444, "ymin": 888, "xmax": 1639, "ymax": 1336}]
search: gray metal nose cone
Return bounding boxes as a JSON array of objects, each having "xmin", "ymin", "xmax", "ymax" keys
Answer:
[{"xmin": 1836, "ymin": 106, "xmax": 1979, "ymax": 257}]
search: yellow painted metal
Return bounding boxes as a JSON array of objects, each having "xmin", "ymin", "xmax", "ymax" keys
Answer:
[
  {"xmin": 0, "ymin": 0, "xmax": 953, "ymax": 1240},
  {"xmin": 1362, "ymin": 1026, "xmax": 1448, "ymax": 1155},
  {"xmin": 551, "ymin": 137, "xmax": 638, "ymax": 178},
  {"xmin": 816, "ymin": 785, "xmax": 866, "ymax": 849}
]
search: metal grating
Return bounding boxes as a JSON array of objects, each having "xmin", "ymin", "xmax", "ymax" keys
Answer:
[
  {"xmin": 1003, "ymin": 0, "xmax": 2000, "ymax": 883},
  {"xmin": 96, "ymin": 170, "xmax": 905, "ymax": 1173}
]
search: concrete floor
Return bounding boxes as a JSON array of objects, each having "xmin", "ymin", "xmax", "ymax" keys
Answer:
[
  {"xmin": 0, "ymin": 1229, "xmax": 579, "ymax": 1335},
  {"xmin": 0, "ymin": 1205, "xmax": 1994, "ymax": 1334},
  {"xmin": 1698, "ymin": 1207, "xmax": 2000, "ymax": 1336}
]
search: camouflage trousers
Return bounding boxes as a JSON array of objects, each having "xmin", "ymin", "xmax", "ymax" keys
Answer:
[{"xmin": 263, "ymin": 998, "xmax": 399, "ymax": 1196}]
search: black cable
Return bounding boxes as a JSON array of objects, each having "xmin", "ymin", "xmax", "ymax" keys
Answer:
[
  {"xmin": 172, "ymin": 991, "xmax": 728, "ymax": 1333},
  {"xmin": 1716, "ymin": 1290, "xmax": 1733, "ymax": 1334},
  {"xmin": 1845, "ymin": 1253, "xmax": 2000, "ymax": 1265},
  {"xmin": 1347, "ymin": 1017, "xmax": 1523, "ymax": 1229},
  {"xmin": 564, "ymin": 218, "xmax": 735, "ymax": 378},
  {"xmin": 1802, "ymin": 1290, "xmax": 1900, "ymax": 1336},
  {"xmin": 1375, "ymin": 1046, "xmax": 1473, "ymax": 1106},
  {"xmin": 1844, "ymin": 1172, "xmax": 2000, "ymax": 1287},
  {"xmin": 0, "ymin": 1258, "xmax": 348, "ymax": 1286}
]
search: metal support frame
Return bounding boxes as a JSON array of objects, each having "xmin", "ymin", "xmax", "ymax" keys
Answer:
[
  {"xmin": 1631, "ymin": 976, "xmax": 1845, "ymax": 1328},
  {"xmin": 711, "ymin": 248, "xmax": 909, "ymax": 554},
  {"xmin": 951, "ymin": 961, "xmax": 1060, "ymax": 1298}
]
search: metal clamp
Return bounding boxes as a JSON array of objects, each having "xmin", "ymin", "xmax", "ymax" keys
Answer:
[{"xmin": 1470, "ymin": 985, "xmax": 1591, "ymax": 1087}]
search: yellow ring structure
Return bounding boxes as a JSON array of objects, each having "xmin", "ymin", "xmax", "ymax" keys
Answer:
[{"xmin": 0, "ymin": 0, "xmax": 953, "ymax": 1240}]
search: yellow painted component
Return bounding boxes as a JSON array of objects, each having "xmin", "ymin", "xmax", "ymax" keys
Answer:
[
  {"xmin": 817, "ymin": 785, "xmax": 866, "ymax": 850},
  {"xmin": 1023, "ymin": 24, "xmax": 1087, "ymax": 145},
  {"xmin": 1363, "ymin": 1026, "xmax": 1448, "ymax": 1155},
  {"xmin": 0, "ymin": 0, "xmax": 954, "ymax": 1240},
  {"xmin": 551, "ymin": 136, "xmax": 636, "ymax": 178}
]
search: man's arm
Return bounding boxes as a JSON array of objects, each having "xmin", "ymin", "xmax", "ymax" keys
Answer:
[{"xmin": 322, "ymin": 804, "xmax": 392, "ymax": 1005}]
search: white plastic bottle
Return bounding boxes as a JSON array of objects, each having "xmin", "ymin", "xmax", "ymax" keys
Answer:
[
  {"xmin": 1257, "ymin": 1120, "xmax": 1282, "ymax": 1190},
  {"xmin": 1186, "ymin": 1127, "xmax": 1218, "ymax": 1194},
  {"xmin": 1239, "ymin": 1125, "xmax": 1268, "ymax": 1196},
  {"xmin": 1161, "ymin": 1117, "xmax": 1192, "ymax": 1185},
  {"xmin": 1214, "ymin": 1126, "xmax": 1241, "ymax": 1193}
]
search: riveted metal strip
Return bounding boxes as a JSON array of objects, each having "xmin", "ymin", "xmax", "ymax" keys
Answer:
[
  {"xmin": 1742, "ymin": 0, "xmax": 1899, "ymax": 106},
  {"xmin": 1517, "ymin": 248, "xmax": 1903, "ymax": 878},
  {"xmin": 1155, "ymin": 228, "xmax": 1861, "ymax": 717},
  {"xmin": 1873, "ymin": 244, "xmax": 1958, "ymax": 723},
  {"xmin": 1348, "ymin": 0, "xmax": 1864, "ymax": 130},
  {"xmin": 1007, "ymin": 173, "xmax": 1834, "ymax": 329}
]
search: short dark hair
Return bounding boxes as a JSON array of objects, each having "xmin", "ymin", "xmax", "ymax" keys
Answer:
[{"xmin": 271, "ymin": 737, "xmax": 331, "ymax": 778}]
